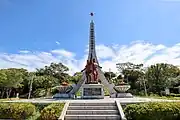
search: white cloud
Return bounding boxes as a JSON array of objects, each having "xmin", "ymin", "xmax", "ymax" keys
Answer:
[
  {"xmin": 19, "ymin": 50, "xmax": 30, "ymax": 54},
  {"xmin": 51, "ymin": 49, "xmax": 75, "ymax": 58},
  {"xmin": 1, "ymin": 41, "xmax": 180, "ymax": 75},
  {"xmin": 55, "ymin": 41, "xmax": 60, "ymax": 45},
  {"xmin": 96, "ymin": 45, "xmax": 116, "ymax": 59}
]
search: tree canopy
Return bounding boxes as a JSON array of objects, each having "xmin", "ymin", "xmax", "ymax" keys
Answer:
[{"xmin": 0, "ymin": 61, "xmax": 180, "ymax": 98}]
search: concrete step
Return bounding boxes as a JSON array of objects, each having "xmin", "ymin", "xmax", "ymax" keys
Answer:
[
  {"xmin": 65, "ymin": 115, "xmax": 120, "ymax": 120},
  {"xmin": 66, "ymin": 110, "xmax": 119, "ymax": 115},
  {"xmin": 69, "ymin": 102, "xmax": 116, "ymax": 106},
  {"xmin": 68, "ymin": 106, "xmax": 118, "ymax": 110}
]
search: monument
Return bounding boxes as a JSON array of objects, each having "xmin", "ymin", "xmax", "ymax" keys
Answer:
[
  {"xmin": 52, "ymin": 13, "xmax": 134, "ymax": 99},
  {"xmin": 69, "ymin": 13, "xmax": 116, "ymax": 98}
]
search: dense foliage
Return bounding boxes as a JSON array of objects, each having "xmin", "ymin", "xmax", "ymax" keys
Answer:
[
  {"xmin": 124, "ymin": 102, "xmax": 180, "ymax": 120},
  {"xmin": 146, "ymin": 63, "xmax": 180, "ymax": 93},
  {"xmin": 0, "ymin": 62, "xmax": 71, "ymax": 98},
  {"xmin": 116, "ymin": 62, "xmax": 180, "ymax": 95},
  {"xmin": 0, "ymin": 103, "xmax": 36, "ymax": 120},
  {"xmin": 0, "ymin": 61, "xmax": 180, "ymax": 98}
]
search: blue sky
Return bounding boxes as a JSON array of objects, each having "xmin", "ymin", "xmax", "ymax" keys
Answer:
[{"xmin": 1, "ymin": 0, "xmax": 180, "ymax": 74}]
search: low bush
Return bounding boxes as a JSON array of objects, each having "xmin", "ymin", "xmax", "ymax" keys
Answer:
[
  {"xmin": 40, "ymin": 103, "xmax": 65, "ymax": 120},
  {"xmin": 168, "ymin": 93, "xmax": 180, "ymax": 97},
  {"xmin": 124, "ymin": 102, "xmax": 180, "ymax": 120},
  {"xmin": 0, "ymin": 102, "xmax": 36, "ymax": 120},
  {"xmin": 33, "ymin": 103, "xmax": 50, "ymax": 111}
]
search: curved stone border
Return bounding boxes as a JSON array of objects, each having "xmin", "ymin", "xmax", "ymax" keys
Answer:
[
  {"xmin": 58, "ymin": 102, "xmax": 69, "ymax": 120},
  {"xmin": 115, "ymin": 100, "xmax": 127, "ymax": 120}
]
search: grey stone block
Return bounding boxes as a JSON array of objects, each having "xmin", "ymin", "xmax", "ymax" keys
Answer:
[
  {"xmin": 116, "ymin": 93, "xmax": 133, "ymax": 98},
  {"xmin": 52, "ymin": 93, "xmax": 70, "ymax": 98}
]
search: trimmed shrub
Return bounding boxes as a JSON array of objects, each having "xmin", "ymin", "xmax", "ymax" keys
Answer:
[
  {"xmin": 0, "ymin": 103, "xmax": 36, "ymax": 120},
  {"xmin": 40, "ymin": 103, "xmax": 65, "ymax": 120},
  {"xmin": 33, "ymin": 103, "xmax": 50, "ymax": 111},
  {"xmin": 168, "ymin": 93, "xmax": 180, "ymax": 97},
  {"xmin": 124, "ymin": 102, "xmax": 180, "ymax": 120}
]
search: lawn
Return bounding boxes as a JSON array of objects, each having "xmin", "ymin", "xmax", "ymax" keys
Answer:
[{"xmin": 0, "ymin": 98, "xmax": 27, "ymax": 102}]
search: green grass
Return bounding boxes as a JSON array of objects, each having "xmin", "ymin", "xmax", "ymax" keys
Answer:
[
  {"xmin": 103, "ymin": 87, "xmax": 110, "ymax": 96},
  {"xmin": 0, "ymin": 98, "xmax": 27, "ymax": 102},
  {"xmin": 75, "ymin": 89, "xmax": 81, "ymax": 96},
  {"xmin": 0, "ymin": 99, "xmax": 7, "ymax": 101}
]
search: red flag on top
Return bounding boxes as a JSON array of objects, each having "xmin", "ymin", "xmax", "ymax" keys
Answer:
[{"xmin": 90, "ymin": 12, "xmax": 94, "ymax": 16}]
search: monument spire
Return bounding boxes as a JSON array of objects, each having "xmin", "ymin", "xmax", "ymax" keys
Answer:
[
  {"xmin": 69, "ymin": 13, "xmax": 117, "ymax": 98},
  {"xmin": 88, "ymin": 12, "xmax": 99, "ymax": 64}
]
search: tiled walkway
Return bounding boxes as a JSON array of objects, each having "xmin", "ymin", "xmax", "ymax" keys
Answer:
[{"xmin": 3, "ymin": 96, "xmax": 180, "ymax": 103}]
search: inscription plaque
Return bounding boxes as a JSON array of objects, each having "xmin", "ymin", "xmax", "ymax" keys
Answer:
[{"xmin": 83, "ymin": 88, "xmax": 101, "ymax": 96}]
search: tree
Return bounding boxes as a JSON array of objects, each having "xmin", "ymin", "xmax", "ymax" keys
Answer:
[
  {"xmin": 0, "ymin": 70, "xmax": 7, "ymax": 98},
  {"xmin": 0, "ymin": 68, "xmax": 26, "ymax": 98},
  {"xmin": 104, "ymin": 72, "xmax": 116, "ymax": 83},
  {"xmin": 116, "ymin": 62, "xmax": 143, "ymax": 72},
  {"xmin": 116, "ymin": 62, "xmax": 143, "ymax": 87},
  {"xmin": 146, "ymin": 63, "xmax": 180, "ymax": 94},
  {"xmin": 27, "ymin": 72, "xmax": 36, "ymax": 99},
  {"xmin": 116, "ymin": 62, "xmax": 143, "ymax": 80},
  {"xmin": 33, "ymin": 75, "xmax": 58, "ymax": 97},
  {"xmin": 70, "ymin": 72, "xmax": 82, "ymax": 84},
  {"xmin": 168, "ymin": 76, "xmax": 180, "ymax": 87},
  {"xmin": 36, "ymin": 62, "xmax": 69, "ymax": 83}
]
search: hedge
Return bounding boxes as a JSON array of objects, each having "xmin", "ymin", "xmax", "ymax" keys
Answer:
[
  {"xmin": 33, "ymin": 103, "xmax": 50, "ymax": 111},
  {"xmin": 0, "ymin": 103, "xmax": 36, "ymax": 120},
  {"xmin": 40, "ymin": 103, "xmax": 65, "ymax": 120},
  {"xmin": 124, "ymin": 102, "xmax": 180, "ymax": 120},
  {"xmin": 168, "ymin": 93, "xmax": 180, "ymax": 97}
]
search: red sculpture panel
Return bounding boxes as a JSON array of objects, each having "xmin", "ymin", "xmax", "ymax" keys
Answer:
[{"xmin": 81, "ymin": 58, "xmax": 99, "ymax": 84}]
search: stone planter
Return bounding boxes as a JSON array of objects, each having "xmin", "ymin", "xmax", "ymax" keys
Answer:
[
  {"xmin": 114, "ymin": 84, "xmax": 131, "ymax": 93},
  {"xmin": 56, "ymin": 85, "xmax": 71, "ymax": 93},
  {"xmin": 113, "ymin": 82, "xmax": 133, "ymax": 98}
]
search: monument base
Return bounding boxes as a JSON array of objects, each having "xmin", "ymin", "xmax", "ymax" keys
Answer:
[
  {"xmin": 53, "ymin": 93, "xmax": 70, "ymax": 98},
  {"xmin": 110, "ymin": 93, "xmax": 117, "ymax": 98},
  {"xmin": 116, "ymin": 93, "xmax": 133, "ymax": 98},
  {"xmin": 81, "ymin": 84, "xmax": 104, "ymax": 99}
]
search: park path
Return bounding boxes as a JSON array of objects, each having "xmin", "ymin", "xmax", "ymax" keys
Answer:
[{"xmin": 2, "ymin": 96, "xmax": 180, "ymax": 104}]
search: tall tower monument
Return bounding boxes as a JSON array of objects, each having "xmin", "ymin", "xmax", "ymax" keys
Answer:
[
  {"xmin": 70, "ymin": 13, "xmax": 116, "ymax": 98},
  {"xmin": 88, "ymin": 13, "xmax": 99, "ymax": 64}
]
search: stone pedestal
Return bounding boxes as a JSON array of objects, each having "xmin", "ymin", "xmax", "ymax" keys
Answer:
[
  {"xmin": 116, "ymin": 93, "xmax": 133, "ymax": 98},
  {"xmin": 113, "ymin": 85, "xmax": 133, "ymax": 98},
  {"xmin": 52, "ymin": 85, "xmax": 72, "ymax": 98},
  {"xmin": 53, "ymin": 93, "xmax": 70, "ymax": 98},
  {"xmin": 81, "ymin": 84, "xmax": 104, "ymax": 99}
]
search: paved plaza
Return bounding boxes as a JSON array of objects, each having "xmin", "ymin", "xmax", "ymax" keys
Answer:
[{"xmin": 4, "ymin": 97, "xmax": 180, "ymax": 104}]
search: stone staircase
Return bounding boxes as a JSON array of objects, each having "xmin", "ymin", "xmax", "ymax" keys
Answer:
[{"xmin": 64, "ymin": 102, "xmax": 121, "ymax": 120}]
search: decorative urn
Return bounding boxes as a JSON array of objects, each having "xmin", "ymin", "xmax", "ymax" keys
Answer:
[
  {"xmin": 56, "ymin": 81, "xmax": 71, "ymax": 93},
  {"xmin": 114, "ymin": 79, "xmax": 131, "ymax": 93}
]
